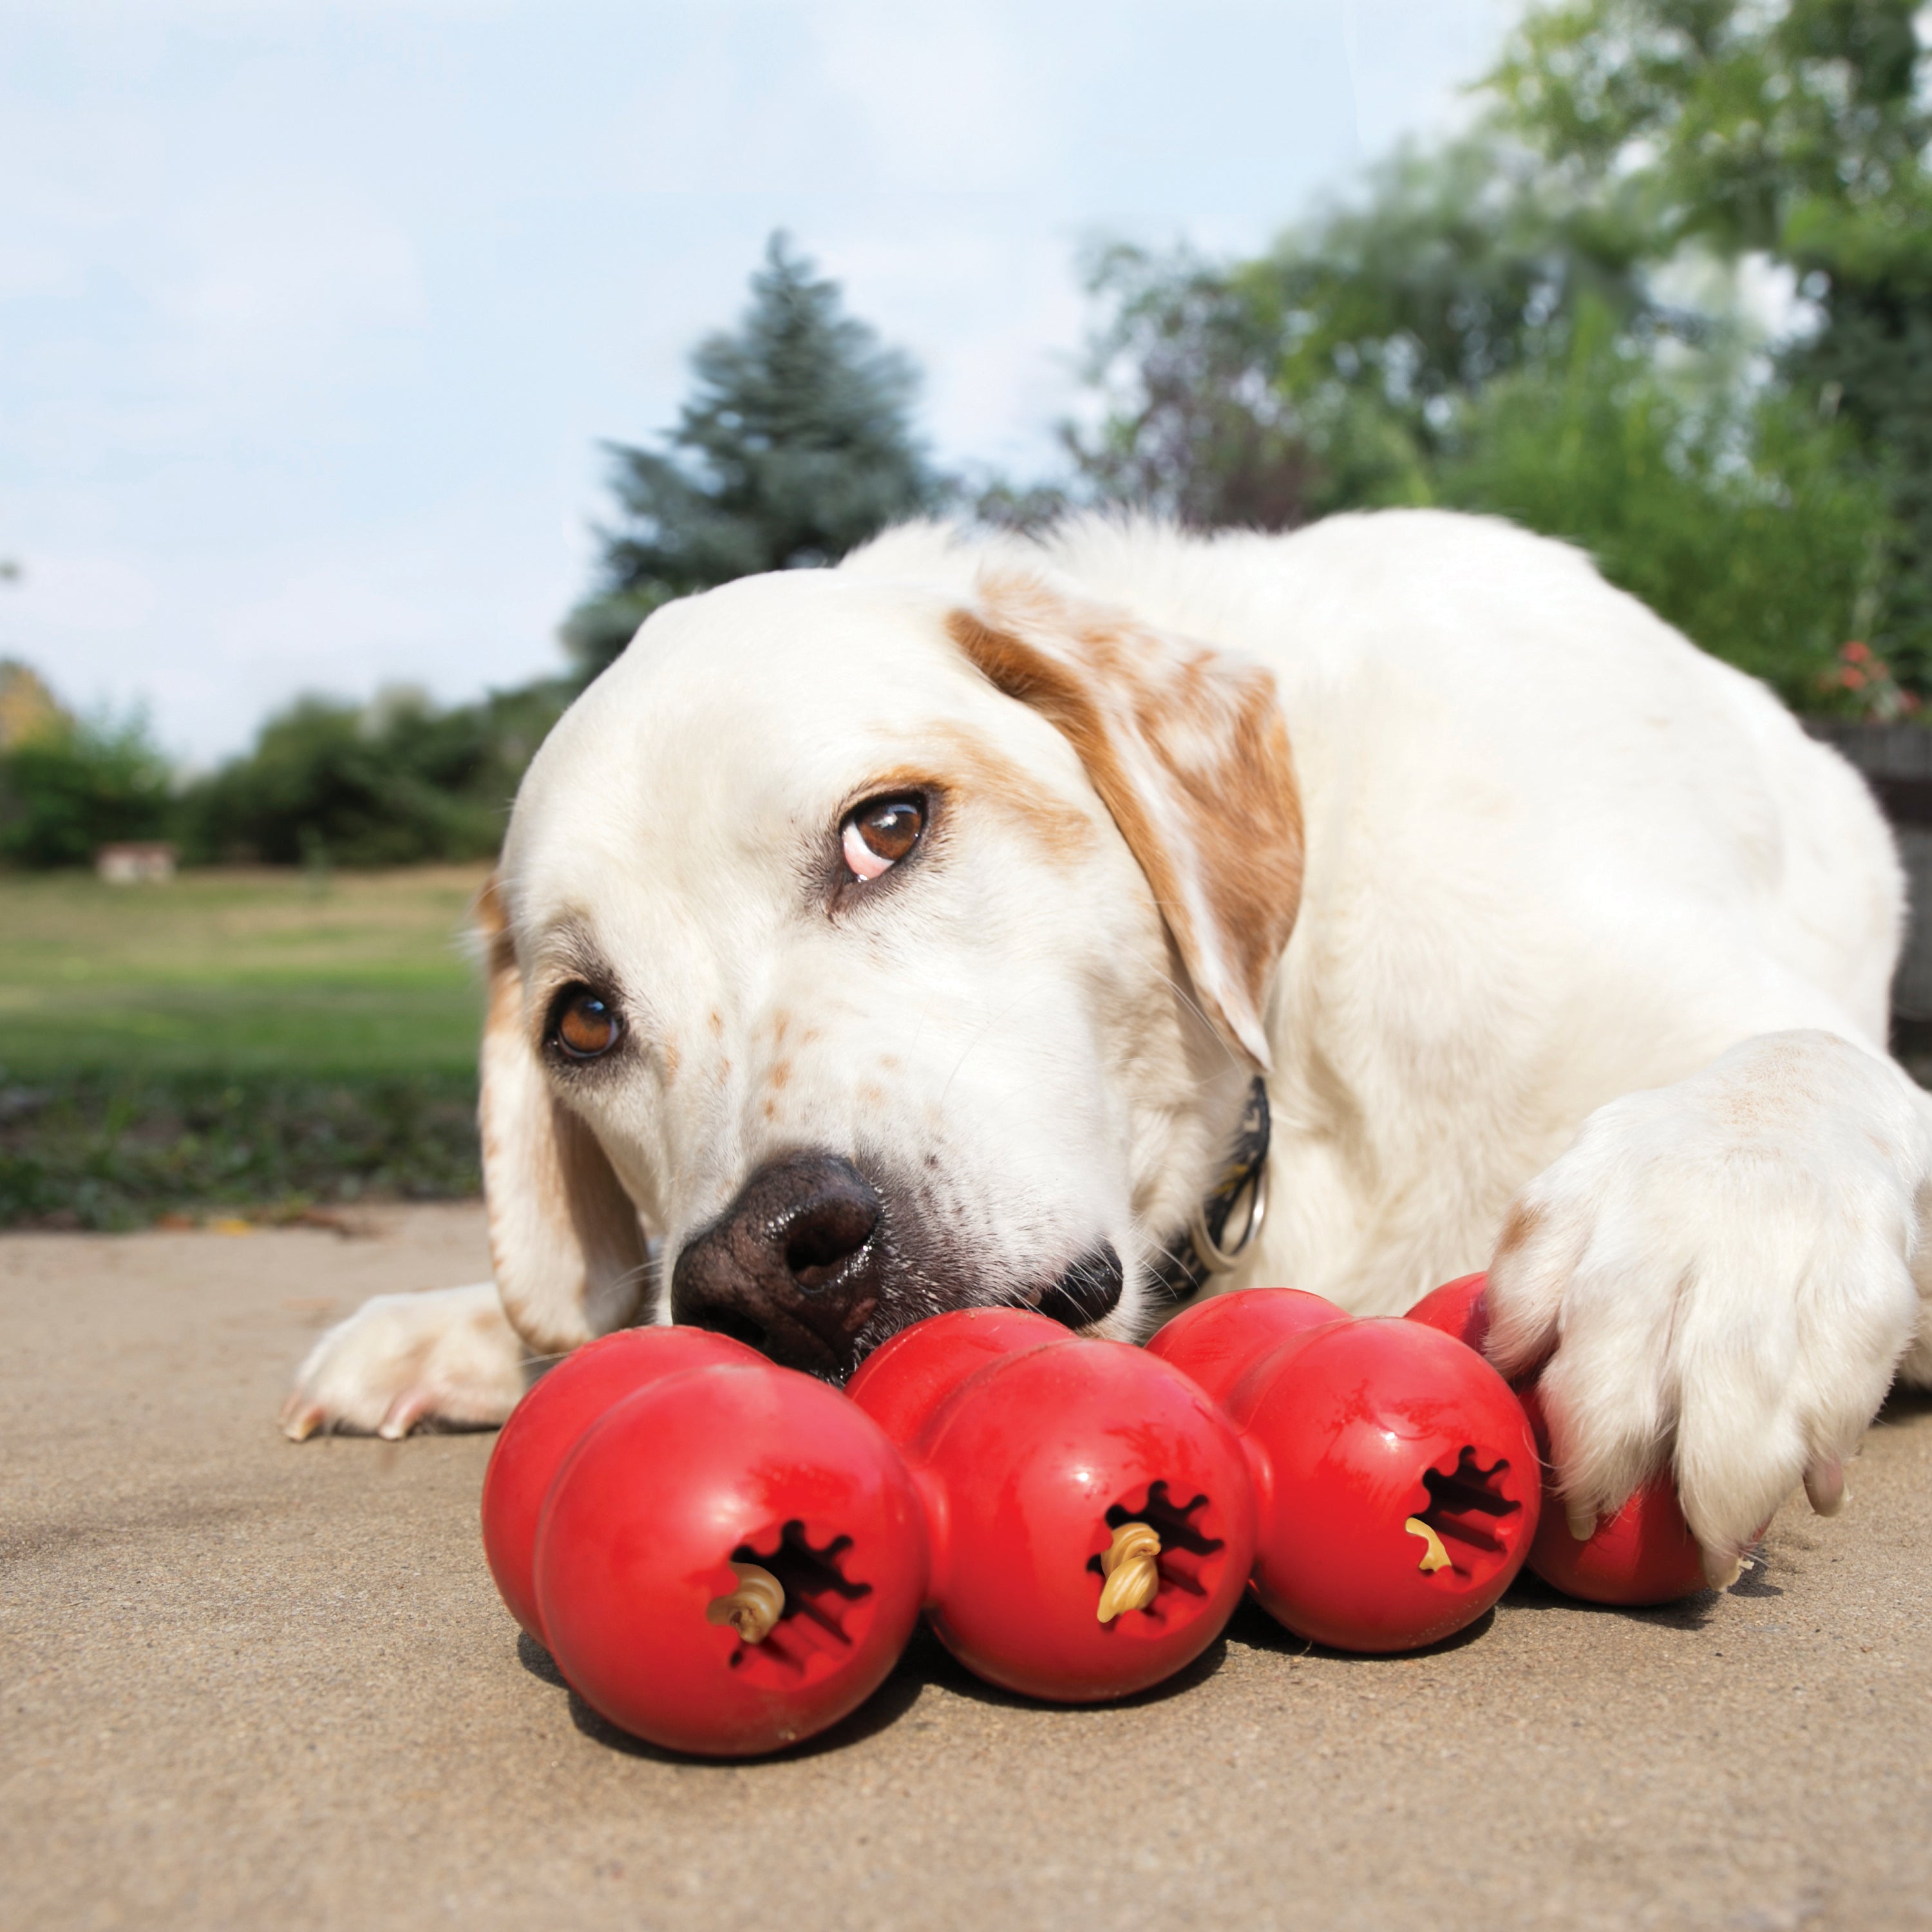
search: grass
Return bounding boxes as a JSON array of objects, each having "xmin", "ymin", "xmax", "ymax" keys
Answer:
[{"xmin": 0, "ymin": 866, "xmax": 491, "ymax": 1228}]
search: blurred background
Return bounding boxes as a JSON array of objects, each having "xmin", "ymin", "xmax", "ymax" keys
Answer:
[{"xmin": 5, "ymin": 0, "xmax": 1929, "ymax": 1228}]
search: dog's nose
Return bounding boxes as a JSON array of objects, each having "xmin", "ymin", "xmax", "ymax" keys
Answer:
[{"xmin": 669, "ymin": 1154, "xmax": 886, "ymax": 1378}]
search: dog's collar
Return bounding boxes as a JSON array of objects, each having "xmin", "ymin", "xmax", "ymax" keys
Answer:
[{"xmin": 1150, "ymin": 1077, "xmax": 1271, "ymax": 1304}]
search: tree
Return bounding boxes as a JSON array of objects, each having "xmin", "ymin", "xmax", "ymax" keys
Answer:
[
  {"xmin": 1434, "ymin": 296, "xmax": 1889, "ymax": 696},
  {"xmin": 567, "ymin": 234, "xmax": 942, "ymax": 676},
  {"xmin": 1063, "ymin": 15, "xmax": 1910, "ymax": 710},
  {"xmin": 0, "ymin": 658, "xmax": 61, "ymax": 752},
  {"xmin": 178, "ymin": 681, "xmax": 572, "ymax": 868},
  {"xmin": 0, "ymin": 705, "xmax": 172, "ymax": 868},
  {"xmin": 1490, "ymin": 0, "xmax": 1932, "ymax": 675},
  {"xmin": 1068, "ymin": 137, "xmax": 1665, "ymax": 531}
]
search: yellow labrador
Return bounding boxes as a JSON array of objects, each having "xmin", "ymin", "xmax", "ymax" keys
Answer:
[{"xmin": 284, "ymin": 510, "xmax": 1931, "ymax": 1583}]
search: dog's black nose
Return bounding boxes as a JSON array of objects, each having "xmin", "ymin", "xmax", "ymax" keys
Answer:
[{"xmin": 670, "ymin": 1154, "xmax": 885, "ymax": 1378}]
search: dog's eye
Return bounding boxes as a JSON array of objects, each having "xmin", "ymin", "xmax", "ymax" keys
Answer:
[
  {"xmin": 551, "ymin": 987, "xmax": 621, "ymax": 1060},
  {"xmin": 841, "ymin": 795, "xmax": 925, "ymax": 882}
]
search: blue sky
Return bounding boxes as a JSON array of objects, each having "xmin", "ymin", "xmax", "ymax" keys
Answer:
[{"xmin": 1, "ymin": 0, "xmax": 1513, "ymax": 762}]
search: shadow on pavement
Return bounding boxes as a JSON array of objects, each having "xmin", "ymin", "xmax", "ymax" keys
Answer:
[
  {"xmin": 517, "ymin": 1612, "xmax": 1233, "ymax": 1765},
  {"xmin": 1218, "ymin": 1593, "xmax": 1496, "ymax": 1662}
]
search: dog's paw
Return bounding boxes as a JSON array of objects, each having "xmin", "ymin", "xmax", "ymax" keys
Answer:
[
  {"xmin": 1485, "ymin": 1030, "xmax": 1929, "ymax": 1584},
  {"xmin": 279, "ymin": 1282, "xmax": 529, "ymax": 1441}
]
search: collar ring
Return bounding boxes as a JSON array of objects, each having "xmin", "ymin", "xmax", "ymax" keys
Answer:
[{"xmin": 1186, "ymin": 1160, "xmax": 1268, "ymax": 1275}]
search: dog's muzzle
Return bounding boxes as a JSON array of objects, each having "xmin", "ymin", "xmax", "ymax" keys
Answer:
[{"xmin": 670, "ymin": 1153, "xmax": 887, "ymax": 1379}]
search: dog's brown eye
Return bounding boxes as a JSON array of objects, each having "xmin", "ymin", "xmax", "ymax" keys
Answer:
[
  {"xmin": 553, "ymin": 989, "xmax": 620, "ymax": 1060},
  {"xmin": 841, "ymin": 795, "xmax": 925, "ymax": 881}
]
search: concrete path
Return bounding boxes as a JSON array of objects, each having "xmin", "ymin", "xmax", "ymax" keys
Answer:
[{"xmin": 3, "ymin": 1206, "xmax": 1929, "ymax": 1931}]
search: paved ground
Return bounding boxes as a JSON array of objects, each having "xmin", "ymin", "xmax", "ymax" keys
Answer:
[{"xmin": 3, "ymin": 1205, "xmax": 1929, "ymax": 1932}]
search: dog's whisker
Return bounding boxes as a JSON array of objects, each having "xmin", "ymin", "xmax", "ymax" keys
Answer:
[{"xmin": 1153, "ymin": 968, "xmax": 1246, "ymax": 1077}]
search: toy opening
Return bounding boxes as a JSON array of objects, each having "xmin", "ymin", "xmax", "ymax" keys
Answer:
[
  {"xmin": 719, "ymin": 1519, "xmax": 873, "ymax": 1676},
  {"xmin": 1084, "ymin": 1480, "xmax": 1223, "ymax": 1621},
  {"xmin": 1412, "ymin": 1447, "xmax": 1522, "ymax": 1574}
]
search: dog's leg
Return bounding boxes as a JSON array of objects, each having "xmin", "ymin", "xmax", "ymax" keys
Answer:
[
  {"xmin": 1484, "ymin": 1028, "xmax": 1932, "ymax": 1586},
  {"xmin": 280, "ymin": 1282, "xmax": 531, "ymax": 1441}
]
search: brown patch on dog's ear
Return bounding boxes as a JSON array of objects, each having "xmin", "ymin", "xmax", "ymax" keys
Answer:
[
  {"xmin": 475, "ymin": 873, "xmax": 649, "ymax": 1354},
  {"xmin": 946, "ymin": 573, "xmax": 1302, "ymax": 1067}
]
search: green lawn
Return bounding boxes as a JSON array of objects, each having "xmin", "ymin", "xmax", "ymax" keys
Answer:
[
  {"xmin": 0, "ymin": 866, "xmax": 493, "ymax": 1227},
  {"xmin": 0, "ymin": 865, "xmax": 490, "ymax": 1078}
]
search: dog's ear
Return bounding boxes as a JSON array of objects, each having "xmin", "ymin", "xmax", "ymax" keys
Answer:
[
  {"xmin": 947, "ymin": 572, "xmax": 1302, "ymax": 1068},
  {"xmin": 475, "ymin": 873, "xmax": 650, "ymax": 1354}
]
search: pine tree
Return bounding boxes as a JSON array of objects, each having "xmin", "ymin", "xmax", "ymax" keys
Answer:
[{"xmin": 566, "ymin": 234, "xmax": 940, "ymax": 676}]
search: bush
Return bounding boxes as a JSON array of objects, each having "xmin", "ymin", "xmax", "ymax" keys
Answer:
[
  {"xmin": 178, "ymin": 681, "xmax": 571, "ymax": 867},
  {"xmin": 0, "ymin": 1070, "xmax": 482, "ymax": 1230},
  {"xmin": 1433, "ymin": 301, "xmax": 1892, "ymax": 703},
  {"xmin": 0, "ymin": 712, "xmax": 172, "ymax": 867}
]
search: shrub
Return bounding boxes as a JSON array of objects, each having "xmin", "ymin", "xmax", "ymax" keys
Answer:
[{"xmin": 0, "ymin": 711, "xmax": 172, "ymax": 867}]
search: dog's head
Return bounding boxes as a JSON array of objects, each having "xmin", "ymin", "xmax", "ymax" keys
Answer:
[{"xmin": 478, "ymin": 540, "xmax": 1302, "ymax": 1377}]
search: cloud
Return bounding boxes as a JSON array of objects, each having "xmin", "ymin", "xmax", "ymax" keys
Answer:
[{"xmin": 0, "ymin": 0, "xmax": 1515, "ymax": 758}]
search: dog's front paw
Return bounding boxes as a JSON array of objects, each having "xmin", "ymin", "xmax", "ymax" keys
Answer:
[
  {"xmin": 280, "ymin": 1282, "xmax": 529, "ymax": 1441},
  {"xmin": 1484, "ymin": 1031, "xmax": 1929, "ymax": 1584}
]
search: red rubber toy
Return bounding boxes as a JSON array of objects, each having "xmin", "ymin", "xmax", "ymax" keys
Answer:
[
  {"xmin": 1144, "ymin": 1285, "xmax": 1349, "ymax": 1406},
  {"xmin": 1404, "ymin": 1272, "xmax": 1706, "ymax": 1606},
  {"xmin": 1403, "ymin": 1272, "xmax": 1491, "ymax": 1353},
  {"xmin": 1515, "ymin": 1383, "xmax": 1707, "ymax": 1605},
  {"xmin": 844, "ymin": 1305, "xmax": 1069, "ymax": 1445},
  {"xmin": 535, "ymin": 1361, "xmax": 927, "ymax": 1758},
  {"xmin": 481, "ymin": 1324, "xmax": 763, "ymax": 1643},
  {"xmin": 1230, "ymin": 1316, "xmax": 1542, "ymax": 1651},
  {"xmin": 859, "ymin": 1335, "xmax": 1258, "ymax": 1703}
]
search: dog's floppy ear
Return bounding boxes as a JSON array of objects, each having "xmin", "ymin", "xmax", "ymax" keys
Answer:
[
  {"xmin": 475, "ymin": 874, "xmax": 650, "ymax": 1354},
  {"xmin": 947, "ymin": 571, "xmax": 1302, "ymax": 1069}
]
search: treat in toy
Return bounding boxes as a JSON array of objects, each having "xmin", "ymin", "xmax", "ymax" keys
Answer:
[
  {"xmin": 1144, "ymin": 1285, "xmax": 1349, "ymax": 1406},
  {"xmin": 535, "ymin": 1361, "xmax": 926, "ymax": 1757},
  {"xmin": 845, "ymin": 1305, "xmax": 1070, "ymax": 1447},
  {"xmin": 481, "ymin": 1324, "xmax": 764, "ymax": 1643},
  {"xmin": 1231, "ymin": 1316, "xmax": 1542, "ymax": 1652},
  {"xmin": 900, "ymin": 1339, "xmax": 1257, "ymax": 1702},
  {"xmin": 1404, "ymin": 1272, "xmax": 1707, "ymax": 1607}
]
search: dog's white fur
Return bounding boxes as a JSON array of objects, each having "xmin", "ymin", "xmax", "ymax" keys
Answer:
[{"xmin": 284, "ymin": 509, "xmax": 1932, "ymax": 1582}]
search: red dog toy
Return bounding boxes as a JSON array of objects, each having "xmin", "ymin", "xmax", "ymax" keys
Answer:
[
  {"xmin": 480, "ymin": 1324, "xmax": 763, "ymax": 1644},
  {"xmin": 1236, "ymin": 1314, "xmax": 1540, "ymax": 1650},
  {"xmin": 1150, "ymin": 1289, "xmax": 1541, "ymax": 1651},
  {"xmin": 1405, "ymin": 1272, "xmax": 1707, "ymax": 1605},
  {"xmin": 1143, "ymin": 1285, "xmax": 1347, "ymax": 1406},
  {"xmin": 850, "ymin": 1311, "xmax": 1258, "ymax": 1702},
  {"xmin": 843, "ymin": 1305, "xmax": 1068, "ymax": 1443},
  {"xmin": 535, "ymin": 1361, "xmax": 927, "ymax": 1758}
]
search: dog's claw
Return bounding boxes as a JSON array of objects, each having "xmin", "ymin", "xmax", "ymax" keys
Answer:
[
  {"xmin": 279, "ymin": 1282, "xmax": 525, "ymax": 1441},
  {"xmin": 1804, "ymin": 1455, "xmax": 1846, "ymax": 1517},
  {"xmin": 1565, "ymin": 1502, "xmax": 1596, "ymax": 1542},
  {"xmin": 1703, "ymin": 1546, "xmax": 1745, "ymax": 1591},
  {"xmin": 281, "ymin": 1399, "xmax": 326, "ymax": 1443},
  {"xmin": 377, "ymin": 1387, "xmax": 438, "ymax": 1440}
]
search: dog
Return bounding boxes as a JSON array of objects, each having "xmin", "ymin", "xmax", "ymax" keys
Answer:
[{"xmin": 281, "ymin": 509, "xmax": 1932, "ymax": 1586}]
